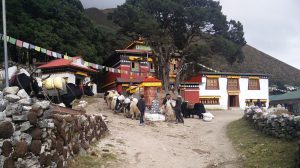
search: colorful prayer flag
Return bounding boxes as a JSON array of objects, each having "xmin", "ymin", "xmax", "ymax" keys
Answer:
[
  {"xmin": 8, "ymin": 37, "xmax": 16, "ymax": 44},
  {"xmin": 64, "ymin": 55, "xmax": 69, "ymax": 60},
  {"xmin": 2, "ymin": 35, "xmax": 9, "ymax": 41},
  {"xmin": 57, "ymin": 53, "xmax": 62, "ymax": 58},
  {"xmin": 80, "ymin": 59, "xmax": 84, "ymax": 65},
  {"xmin": 52, "ymin": 52, "xmax": 57, "ymax": 58},
  {"xmin": 34, "ymin": 46, "xmax": 41, "ymax": 52},
  {"xmin": 28, "ymin": 44, "xmax": 35, "ymax": 50},
  {"xmin": 16, "ymin": 40, "xmax": 23, "ymax": 47},
  {"xmin": 46, "ymin": 50, "xmax": 52, "ymax": 56},
  {"xmin": 23, "ymin": 42, "xmax": 29, "ymax": 49},
  {"xmin": 84, "ymin": 62, "xmax": 89, "ymax": 66},
  {"xmin": 105, "ymin": 67, "xmax": 109, "ymax": 71},
  {"xmin": 41, "ymin": 48, "xmax": 47, "ymax": 53}
]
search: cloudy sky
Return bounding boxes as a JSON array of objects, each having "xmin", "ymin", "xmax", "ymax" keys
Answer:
[{"xmin": 81, "ymin": 0, "xmax": 300, "ymax": 69}]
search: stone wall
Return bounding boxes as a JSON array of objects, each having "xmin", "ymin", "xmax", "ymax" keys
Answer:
[
  {"xmin": 0, "ymin": 87, "xmax": 108, "ymax": 168},
  {"xmin": 244, "ymin": 106, "xmax": 300, "ymax": 140},
  {"xmin": 244, "ymin": 106, "xmax": 300, "ymax": 167}
]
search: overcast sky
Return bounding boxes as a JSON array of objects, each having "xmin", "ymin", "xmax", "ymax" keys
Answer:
[{"xmin": 81, "ymin": 0, "xmax": 300, "ymax": 69}]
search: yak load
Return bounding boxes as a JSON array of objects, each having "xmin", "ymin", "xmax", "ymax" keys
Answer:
[
  {"xmin": 41, "ymin": 77, "xmax": 94, "ymax": 108},
  {"xmin": 1, "ymin": 66, "xmax": 94, "ymax": 108}
]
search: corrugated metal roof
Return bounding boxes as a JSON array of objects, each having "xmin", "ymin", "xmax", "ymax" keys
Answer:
[{"xmin": 269, "ymin": 91, "xmax": 300, "ymax": 101}]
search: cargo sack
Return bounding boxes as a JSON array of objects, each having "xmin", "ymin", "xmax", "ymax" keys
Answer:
[
  {"xmin": 203, "ymin": 112, "xmax": 214, "ymax": 122},
  {"xmin": 53, "ymin": 77, "xmax": 66, "ymax": 90},
  {"xmin": 43, "ymin": 77, "xmax": 66, "ymax": 90},
  {"xmin": 43, "ymin": 78, "xmax": 55, "ymax": 90}
]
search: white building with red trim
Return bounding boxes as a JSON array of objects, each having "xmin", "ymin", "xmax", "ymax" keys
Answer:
[{"xmin": 199, "ymin": 72, "xmax": 269, "ymax": 110}]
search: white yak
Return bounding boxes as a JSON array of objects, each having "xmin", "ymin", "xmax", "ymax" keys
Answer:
[
  {"xmin": 129, "ymin": 98, "xmax": 140, "ymax": 120},
  {"xmin": 105, "ymin": 90, "xmax": 119, "ymax": 110},
  {"xmin": 160, "ymin": 99, "xmax": 176, "ymax": 122}
]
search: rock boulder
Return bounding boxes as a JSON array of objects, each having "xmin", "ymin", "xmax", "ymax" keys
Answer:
[{"xmin": 3, "ymin": 87, "xmax": 19, "ymax": 95}]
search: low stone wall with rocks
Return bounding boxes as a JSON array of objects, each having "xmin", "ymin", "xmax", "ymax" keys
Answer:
[
  {"xmin": 0, "ymin": 87, "xmax": 108, "ymax": 168},
  {"xmin": 245, "ymin": 106, "xmax": 300, "ymax": 167},
  {"xmin": 244, "ymin": 106, "xmax": 300, "ymax": 140}
]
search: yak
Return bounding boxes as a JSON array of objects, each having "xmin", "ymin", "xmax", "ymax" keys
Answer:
[
  {"xmin": 181, "ymin": 102, "xmax": 206, "ymax": 119},
  {"xmin": 9, "ymin": 72, "xmax": 45, "ymax": 98},
  {"xmin": 54, "ymin": 83, "xmax": 94, "ymax": 108}
]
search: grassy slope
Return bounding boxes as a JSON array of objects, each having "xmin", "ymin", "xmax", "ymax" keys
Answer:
[
  {"xmin": 85, "ymin": 7, "xmax": 300, "ymax": 85},
  {"xmin": 227, "ymin": 119, "xmax": 297, "ymax": 168}
]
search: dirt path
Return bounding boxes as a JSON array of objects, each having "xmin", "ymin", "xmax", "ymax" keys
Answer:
[{"xmin": 85, "ymin": 98, "xmax": 243, "ymax": 168}]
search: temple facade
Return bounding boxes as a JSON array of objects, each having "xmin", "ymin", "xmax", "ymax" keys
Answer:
[{"xmin": 101, "ymin": 39, "xmax": 155, "ymax": 93}]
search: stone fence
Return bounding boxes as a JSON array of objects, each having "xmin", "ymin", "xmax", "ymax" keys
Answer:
[
  {"xmin": 244, "ymin": 106, "xmax": 300, "ymax": 167},
  {"xmin": 0, "ymin": 87, "xmax": 108, "ymax": 168},
  {"xmin": 244, "ymin": 106, "xmax": 300, "ymax": 140}
]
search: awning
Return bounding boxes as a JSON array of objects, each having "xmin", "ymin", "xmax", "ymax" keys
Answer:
[
  {"xmin": 200, "ymin": 96, "xmax": 221, "ymax": 99},
  {"xmin": 75, "ymin": 72, "xmax": 88, "ymax": 77},
  {"xmin": 140, "ymin": 82, "xmax": 162, "ymax": 87},
  {"xmin": 228, "ymin": 91, "xmax": 240, "ymax": 95},
  {"xmin": 206, "ymin": 75, "xmax": 220, "ymax": 78},
  {"xmin": 227, "ymin": 76, "xmax": 241, "ymax": 79},
  {"xmin": 126, "ymin": 86, "xmax": 139, "ymax": 93}
]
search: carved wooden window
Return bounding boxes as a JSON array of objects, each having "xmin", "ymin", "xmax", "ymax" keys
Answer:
[
  {"xmin": 131, "ymin": 62, "xmax": 139, "ymax": 72},
  {"xmin": 248, "ymin": 79, "xmax": 260, "ymax": 90},
  {"xmin": 200, "ymin": 98, "xmax": 220, "ymax": 105},
  {"xmin": 206, "ymin": 78, "xmax": 219, "ymax": 90},
  {"xmin": 228, "ymin": 78, "xmax": 239, "ymax": 91}
]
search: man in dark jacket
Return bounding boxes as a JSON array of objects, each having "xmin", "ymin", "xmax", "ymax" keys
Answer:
[
  {"xmin": 137, "ymin": 94, "xmax": 146, "ymax": 126},
  {"xmin": 162, "ymin": 94, "xmax": 171, "ymax": 106},
  {"xmin": 173, "ymin": 96, "xmax": 184, "ymax": 124}
]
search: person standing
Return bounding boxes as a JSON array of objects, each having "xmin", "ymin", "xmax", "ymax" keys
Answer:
[
  {"xmin": 173, "ymin": 95, "xmax": 184, "ymax": 124},
  {"xmin": 249, "ymin": 99, "xmax": 254, "ymax": 106},
  {"xmin": 163, "ymin": 94, "xmax": 171, "ymax": 106},
  {"xmin": 256, "ymin": 99, "xmax": 262, "ymax": 108},
  {"xmin": 137, "ymin": 94, "xmax": 146, "ymax": 126}
]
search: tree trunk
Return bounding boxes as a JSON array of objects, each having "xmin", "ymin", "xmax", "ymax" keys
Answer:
[
  {"xmin": 173, "ymin": 56, "xmax": 186, "ymax": 95},
  {"xmin": 155, "ymin": 45, "xmax": 172, "ymax": 94},
  {"xmin": 162, "ymin": 65, "xmax": 169, "ymax": 93}
]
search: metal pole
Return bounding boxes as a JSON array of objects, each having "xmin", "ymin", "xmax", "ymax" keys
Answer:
[{"xmin": 2, "ymin": 0, "xmax": 9, "ymax": 87}]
